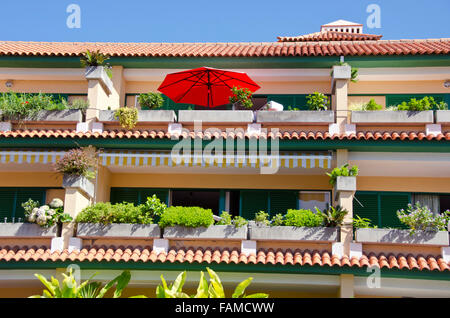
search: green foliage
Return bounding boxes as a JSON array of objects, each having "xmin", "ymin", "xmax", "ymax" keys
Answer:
[
  {"xmin": 397, "ymin": 202, "xmax": 450, "ymax": 235},
  {"xmin": 270, "ymin": 213, "xmax": 284, "ymax": 226},
  {"xmin": 158, "ymin": 206, "xmax": 214, "ymax": 228},
  {"xmin": 287, "ymin": 106, "xmax": 300, "ymax": 111},
  {"xmin": 143, "ymin": 194, "xmax": 167, "ymax": 219},
  {"xmin": 69, "ymin": 98, "xmax": 90, "ymax": 114},
  {"xmin": 80, "ymin": 49, "xmax": 112, "ymax": 78},
  {"xmin": 138, "ymin": 92, "xmax": 164, "ymax": 110},
  {"xmin": 0, "ymin": 92, "xmax": 70, "ymax": 121},
  {"xmin": 326, "ymin": 163, "xmax": 359, "ymax": 186},
  {"xmin": 76, "ymin": 202, "xmax": 154, "ymax": 224},
  {"xmin": 114, "ymin": 107, "xmax": 138, "ymax": 130},
  {"xmin": 216, "ymin": 211, "xmax": 248, "ymax": 228},
  {"xmin": 254, "ymin": 211, "xmax": 270, "ymax": 226},
  {"xmin": 353, "ymin": 215, "xmax": 377, "ymax": 229},
  {"xmin": 229, "ymin": 86, "xmax": 254, "ymax": 109},
  {"xmin": 395, "ymin": 96, "xmax": 447, "ymax": 111},
  {"xmin": 284, "ymin": 209, "xmax": 323, "ymax": 227},
  {"xmin": 30, "ymin": 268, "xmax": 139, "ymax": 298},
  {"xmin": 156, "ymin": 267, "xmax": 268, "ymax": 298},
  {"xmin": 364, "ymin": 98, "xmax": 383, "ymax": 110},
  {"xmin": 54, "ymin": 146, "xmax": 98, "ymax": 180},
  {"xmin": 306, "ymin": 92, "xmax": 329, "ymax": 111},
  {"xmin": 316, "ymin": 205, "xmax": 348, "ymax": 227}
]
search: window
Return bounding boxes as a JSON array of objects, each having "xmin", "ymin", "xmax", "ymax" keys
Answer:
[
  {"xmin": 353, "ymin": 192, "xmax": 411, "ymax": 228},
  {"xmin": 412, "ymin": 193, "xmax": 450, "ymax": 215},
  {"xmin": 298, "ymin": 191, "xmax": 330, "ymax": 211},
  {"xmin": 110, "ymin": 188, "xmax": 169, "ymax": 206},
  {"xmin": 0, "ymin": 188, "xmax": 47, "ymax": 223},
  {"xmin": 386, "ymin": 94, "xmax": 446, "ymax": 108},
  {"xmin": 171, "ymin": 190, "xmax": 220, "ymax": 214},
  {"xmin": 239, "ymin": 190, "xmax": 298, "ymax": 219}
]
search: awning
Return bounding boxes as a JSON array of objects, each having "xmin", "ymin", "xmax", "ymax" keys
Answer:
[
  {"xmin": 99, "ymin": 150, "xmax": 332, "ymax": 169},
  {"xmin": 0, "ymin": 149, "xmax": 66, "ymax": 164}
]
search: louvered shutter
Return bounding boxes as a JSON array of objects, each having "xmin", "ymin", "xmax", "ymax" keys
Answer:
[
  {"xmin": 240, "ymin": 191, "xmax": 269, "ymax": 220},
  {"xmin": 269, "ymin": 191, "xmax": 298, "ymax": 217},
  {"xmin": 140, "ymin": 189, "xmax": 169, "ymax": 205},
  {"xmin": 380, "ymin": 194, "xmax": 410, "ymax": 228},
  {"xmin": 0, "ymin": 188, "xmax": 15, "ymax": 222},
  {"xmin": 386, "ymin": 94, "xmax": 445, "ymax": 107},
  {"xmin": 353, "ymin": 193, "xmax": 380, "ymax": 227},
  {"xmin": 110, "ymin": 188, "xmax": 140, "ymax": 205}
]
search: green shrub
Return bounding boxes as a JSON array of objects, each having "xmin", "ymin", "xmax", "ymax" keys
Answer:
[
  {"xmin": 138, "ymin": 92, "xmax": 164, "ymax": 110},
  {"xmin": 284, "ymin": 209, "xmax": 323, "ymax": 227},
  {"xmin": 76, "ymin": 202, "xmax": 154, "ymax": 224},
  {"xmin": 397, "ymin": 202, "xmax": 450, "ymax": 235},
  {"xmin": 142, "ymin": 195, "xmax": 167, "ymax": 219},
  {"xmin": 158, "ymin": 206, "xmax": 214, "ymax": 228},
  {"xmin": 326, "ymin": 163, "xmax": 358, "ymax": 186},
  {"xmin": 306, "ymin": 92, "xmax": 329, "ymax": 111},
  {"xmin": 254, "ymin": 211, "xmax": 270, "ymax": 226},
  {"xmin": 395, "ymin": 96, "xmax": 447, "ymax": 111},
  {"xmin": 114, "ymin": 107, "xmax": 138, "ymax": 130},
  {"xmin": 69, "ymin": 98, "xmax": 90, "ymax": 114},
  {"xmin": 270, "ymin": 213, "xmax": 284, "ymax": 226},
  {"xmin": 216, "ymin": 211, "xmax": 248, "ymax": 228},
  {"xmin": 229, "ymin": 86, "xmax": 253, "ymax": 109},
  {"xmin": 353, "ymin": 215, "xmax": 377, "ymax": 228},
  {"xmin": 316, "ymin": 205, "xmax": 348, "ymax": 227},
  {"xmin": 364, "ymin": 98, "xmax": 383, "ymax": 110}
]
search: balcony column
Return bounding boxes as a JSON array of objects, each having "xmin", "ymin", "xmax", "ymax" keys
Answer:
[
  {"xmin": 95, "ymin": 165, "xmax": 111, "ymax": 203},
  {"xmin": 331, "ymin": 65, "xmax": 351, "ymax": 134},
  {"xmin": 339, "ymin": 274, "xmax": 354, "ymax": 298},
  {"xmin": 61, "ymin": 176, "xmax": 95, "ymax": 249}
]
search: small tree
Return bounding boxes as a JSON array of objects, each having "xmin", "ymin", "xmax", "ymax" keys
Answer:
[
  {"xmin": 138, "ymin": 92, "xmax": 164, "ymax": 110},
  {"xmin": 229, "ymin": 86, "xmax": 253, "ymax": 109}
]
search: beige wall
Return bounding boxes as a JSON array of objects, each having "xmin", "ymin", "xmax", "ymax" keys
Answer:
[
  {"xmin": 349, "ymin": 80, "xmax": 448, "ymax": 94},
  {"xmin": 0, "ymin": 80, "xmax": 87, "ymax": 94},
  {"xmin": 0, "ymin": 172, "xmax": 62, "ymax": 187},
  {"xmin": 348, "ymin": 95, "xmax": 386, "ymax": 109},
  {"xmin": 357, "ymin": 176, "xmax": 450, "ymax": 193}
]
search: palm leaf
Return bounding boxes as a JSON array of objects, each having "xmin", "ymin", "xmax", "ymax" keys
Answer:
[{"xmin": 232, "ymin": 277, "xmax": 253, "ymax": 298}]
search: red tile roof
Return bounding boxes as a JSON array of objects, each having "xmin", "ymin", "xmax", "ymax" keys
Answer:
[
  {"xmin": 278, "ymin": 31, "xmax": 383, "ymax": 42},
  {"xmin": 0, "ymin": 246, "xmax": 448, "ymax": 272},
  {"xmin": 0, "ymin": 39, "xmax": 449, "ymax": 57},
  {"xmin": 0, "ymin": 129, "xmax": 449, "ymax": 141}
]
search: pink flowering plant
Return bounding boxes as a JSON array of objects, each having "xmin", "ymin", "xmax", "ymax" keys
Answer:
[
  {"xmin": 397, "ymin": 202, "xmax": 450, "ymax": 235},
  {"xmin": 54, "ymin": 146, "xmax": 98, "ymax": 180}
]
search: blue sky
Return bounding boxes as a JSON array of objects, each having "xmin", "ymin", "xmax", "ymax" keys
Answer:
[{"xmin": 1, "ymin": 0, "xmax": 449, "ymax": 42}]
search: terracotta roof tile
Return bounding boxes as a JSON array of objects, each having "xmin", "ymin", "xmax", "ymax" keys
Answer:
[
  {"xmin": 0, "ymin": 39, "xmax": 448, "ymax": 57},
  {"xmin": 0, "ymin": 129, "xmax": 448, "ymax": 141},
  {"xmin": 1, "ymin": 246, "xmax": 448, "ymax": 273}
]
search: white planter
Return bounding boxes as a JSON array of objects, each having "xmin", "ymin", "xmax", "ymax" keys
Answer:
[
  {"xmin": 84, "ymin": 66, "xmax": 114, "ymax": 95},
  {"xmin": 1, "ymin": 110, "xmax": 83, "ymax": 122},
  {"xmin": 355, "ymin": 228, "xmax": 449, "ymax": 246},
  {"xmin": 0, "ymin": 223, "xmax": 57, "ymax": 238},
  {"xmin": 62, "ymin": 175, "xmax": 95, "ymax": 199},
  {"xmin": 163, "ymin": 225, "xmax": 248, "ymax": 240},
  {"xmin": 335, "ymin": 176, "xmax": 356, "ymax": 192},
  {"xmin": 178, "ymin": 110, "xmax": 254, "ymax": 124},
  {"xmin": 256, "ymin": 110, "xmax": 334, "ymax": 124},
  {"xmin": 249, "ymin": 225, "xmax": 339, "ymax": 242},
  {"xmin": 351, "ymin": 111, "xmax": 434, "ymax": 124},
  {"xmin": 435, "ymin": 110, "xmax": 450, "ymax": 124},
  {"xmin": 76, "ymin": 223, "xmax": 161, "ymax": 239}
]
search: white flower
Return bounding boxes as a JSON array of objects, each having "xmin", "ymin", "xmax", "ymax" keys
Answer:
[
  {"xmin": 47, "ymin": 209, "xmax": 56, "ymax": 216},
  {"xmin": 49, "ymin": 198, "xmax": 64, "ymax": 209},
  {"xmin": 36, "ymin": 214, "xmax": 47, "ymax": 226},
  {"xmin": 41, "ymin": 205, "xmax": 50, "ymax": 211},
  {"xmin": 28, "ymin": 212, "xmax": 37, "ymax": 223}
]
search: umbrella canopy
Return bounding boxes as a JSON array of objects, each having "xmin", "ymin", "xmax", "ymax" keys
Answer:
[{"xmin": 157, "ymin": 67, "xmax": 260, "ymax": 108}]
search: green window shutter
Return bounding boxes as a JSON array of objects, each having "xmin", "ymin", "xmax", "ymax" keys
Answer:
[
  {"xmin": 0, "ymin": 189, "xmax": 15, "ymax": 222},
  {"xmin": 268, "ymin": 191, "xmax": 298, "ymax": 217},
  {"xmin": 14, "ymin": 188, "xmax": 46, "ymax": 220},
  {"xmin": 140, "ymin": 189, "xmax": 169, "ymax": 205},
  {"xmin": 240, "ymin": 191, "xmax": 269, "ymax": 220},
  {"xmin": 380, "ymin": 194, "xmax": 410, "ymax": 228},
  {"xmin": 110, "ymin": 188, "xmax": 140, "ymax": 205},
  {"xmin": 353, "ymin": 193, "xmax": 380, "ymax": 227},
  {"xmin": 386, "ymin": 94, "xmax": 444, "ymax": 107}
]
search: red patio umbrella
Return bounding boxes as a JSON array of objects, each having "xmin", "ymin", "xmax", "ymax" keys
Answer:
[{"xmin": 157, "ymin": 67, "xmax": 260, "ymax": 108}]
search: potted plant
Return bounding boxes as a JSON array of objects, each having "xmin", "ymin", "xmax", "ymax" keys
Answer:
[
  {"xmin": 355, "ymin": 203, "xmax": 450, "ymax": 246},
  {"xmin": 76, "ymin": 195, "xmax": 164, "ymax": 239},
  {"xmin": 55, "ymin": 146, "xmax": 98, "ymax": 199},
  {"xmin": 114, "ymin": 107, "xmax": 138, "ymax": 130},
  {"xmin": 248, "ymin": 209, "xmax": 340, "ymax": 242},
  {"xmin": 0, "ymin": 198, "xmax": 70, "ymax": 238},
  {"xmin": 138, "ymin": 92, "xmax": 164, "ymax": 110},
  {"xmin": 229, "ymin": 86, "xmax": 254, "ymax": 110},
  {"xmin": 327, "ymin": 164, "xmax": 358, "ymax": 194},
  {"xmin": 161, "ymin": 207, "xmax": 248, "ymax": 240}
]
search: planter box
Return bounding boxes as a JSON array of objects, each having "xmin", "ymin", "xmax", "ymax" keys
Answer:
[
  {"xmin": 435, "ymin": 110, "xmax": 450, "ymax": 124},
  {"xmin": 99, "ymin": 110, "xmax": 176, "ymax": 123},
  {"xmin": 0, "ymin": 223, "xmax": 57, "ymax": 238},
  {"xmin": 85, "ymin": 66, "xmax": 113, "ymax": 95},
  {"xmin": 335, "ymin": 176, "xmax": 356, "ymax": 192},
  {"xmin": 355, "ymin": 228, "xmax": 449, "ymax": 246},
  {"xmin": 249, "ymin": 225, "xmax": 339, "ymax": 242},
  {"xmin": 178, "ymin": 110, "xmax": 254, "ymax": 124},
  {"xmin": 256, "ymin": 110, "xmax": 334, "ymax": 125},
  {"xmin": 163, "ymin": 225, "xmax": 248, "ymax": 240},
  {"xmin": 332, "ymin": 65, "xmax": 351, "ymax": 80},
  {"xmin": 62, "ymin": 175, "xmax": 95, "ymax": 199},
  {"xmin": 351, "ymin": 111, "xmax": 434, "ymax": 124},
  {"xmin": 76, "ymin": 223, "xmax": 161, "ymax": 239},
  {"xmin": 2, "ymin": 110, "xmax": 83, "ymax": 122}
]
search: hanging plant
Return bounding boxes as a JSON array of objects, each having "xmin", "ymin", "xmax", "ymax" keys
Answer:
[{"xmin": 114, "ymin": 107, "xmax": 138, "ymax": 129}]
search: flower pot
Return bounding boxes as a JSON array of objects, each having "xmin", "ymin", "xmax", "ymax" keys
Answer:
[
  {"xmin": 355, "ymin": 228, "xmax": 449, "ymax": 246},
  {"xmin": 62, "ymin": 175, "xmax": 95, "ymax": 199}
]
